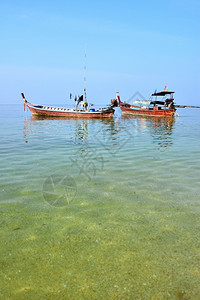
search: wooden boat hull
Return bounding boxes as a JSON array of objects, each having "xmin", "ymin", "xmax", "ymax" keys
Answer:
[
  {"xmin": 120, "ymin": 105, "xmax": 175, "ymax": 117},
  {"xmin": 25, "ymin": 102, "xmax": 114, "ymax": 118}
]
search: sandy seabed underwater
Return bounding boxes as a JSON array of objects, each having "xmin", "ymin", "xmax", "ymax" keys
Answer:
[{"xmin": 0, "ymin": 105, "xmax": 200, "ymax": 299}]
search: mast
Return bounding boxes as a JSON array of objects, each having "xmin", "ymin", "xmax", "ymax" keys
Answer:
[{"xmin": 84, "ymin": 47, "xmax": 87, "ymax": 102}]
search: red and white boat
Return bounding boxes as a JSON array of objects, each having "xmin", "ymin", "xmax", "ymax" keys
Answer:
[
  {"xmin": 21, "ymin": 93, "xmax": 115, "ymax": 118},
  {"xmin": 116, "ymin": 91, "xmax": 176, "ymax": 117}
]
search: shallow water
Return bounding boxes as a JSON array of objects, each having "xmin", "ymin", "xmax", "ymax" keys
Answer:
[{"xmin": 0, "ymin": 105, "xmax": 200, "ymax": 299}]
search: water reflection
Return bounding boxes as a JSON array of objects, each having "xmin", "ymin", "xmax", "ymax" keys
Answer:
[
  {"xmin": 24, "ymin": 115, "xmax": 175, "ymax": 150},
  {"xmin": 23, "ymin": 116, "xmax": 118, "ymax": 144},
  {"xmin": 122, "ymin": 115, "xmax": 175, "ymax": 149},
  {"xmin": 74, "ymin": 120, "xmax": 88, "ymax": 142},
  {"xmin": 24, "ymin": 117, "xmax": 29, "ymax": 144},
  {"xmin": 149, "ymin": 117, "xmax": 175, "ymax": 149}
]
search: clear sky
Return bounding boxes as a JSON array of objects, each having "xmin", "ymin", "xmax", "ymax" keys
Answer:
[{"xmin": 0, "ymin": 0, "xmax": 199, "ymax": 106}]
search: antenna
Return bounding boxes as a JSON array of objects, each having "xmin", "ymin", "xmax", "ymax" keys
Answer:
[{"xmin": 84, "ymin": 46, "xmax": 87, "ymax": 102}]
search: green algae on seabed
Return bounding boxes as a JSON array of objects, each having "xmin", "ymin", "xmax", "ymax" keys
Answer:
[{"xmin": 0, "ymin": 184, "xmax": 200, "ymax": 300}]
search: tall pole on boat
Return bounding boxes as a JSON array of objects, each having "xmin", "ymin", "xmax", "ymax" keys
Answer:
[{"xmin": 84, "ymin": 46, "xmax": 87, "ymax": 102}]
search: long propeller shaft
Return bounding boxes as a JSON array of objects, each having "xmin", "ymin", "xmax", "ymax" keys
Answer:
[{"xmin": 175, "ymin": 105, "xmax": 200, "ymax": 108}]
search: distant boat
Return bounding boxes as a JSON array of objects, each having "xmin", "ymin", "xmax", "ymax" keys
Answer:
[
  {"xmin": 116, "ymin": 91, "xmax": 176, "ymax": 117},
  {"xmin": 21, "ymin": 93, "xmax": 115, "ymax": 118}
]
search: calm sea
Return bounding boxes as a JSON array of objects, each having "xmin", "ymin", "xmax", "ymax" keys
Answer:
[{"xmin": 0, "ymin": 104, "xmax": 200, "ymax": 299}]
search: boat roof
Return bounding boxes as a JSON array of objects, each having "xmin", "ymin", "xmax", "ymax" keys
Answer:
[{"xmin": 151, "ymin": 91, "xmax": 175, "ymax": 96}]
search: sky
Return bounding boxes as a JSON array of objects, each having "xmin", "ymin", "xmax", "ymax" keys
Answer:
[{"xmin": 0, "ymin": 0, "xmax": 199, "ymax": 106}]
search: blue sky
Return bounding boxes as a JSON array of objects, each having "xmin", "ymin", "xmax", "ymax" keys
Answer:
[{"xmin": 0, "ymin": 0, "xmax": 199, "ymax": 105}]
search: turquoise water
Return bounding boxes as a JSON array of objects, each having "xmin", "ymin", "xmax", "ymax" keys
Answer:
[{"xmin": 0, "ymin": 105, "xmax": 200, "ymax": 299}]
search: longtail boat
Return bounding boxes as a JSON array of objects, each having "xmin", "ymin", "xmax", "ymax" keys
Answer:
[
  {"xmin": 21, "ymin": 93, "xmax": 115, "ymax": 118},
  {"xmin": 116, "ymin": 91, "xmax": 176, "ymax": 117}
]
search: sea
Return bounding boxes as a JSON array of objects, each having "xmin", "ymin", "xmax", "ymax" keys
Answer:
[{"xmin": 0, "ymin": 104, "xmax": 200, "ymax": 299}]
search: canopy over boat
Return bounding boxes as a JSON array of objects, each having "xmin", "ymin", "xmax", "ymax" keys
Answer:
[{"xmin": 151, "ymin": 91, "xmax": 175, "ymax": 96}]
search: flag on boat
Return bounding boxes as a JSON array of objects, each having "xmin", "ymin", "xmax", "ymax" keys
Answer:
[
  {"xmin": 154, "ymin": 88, "xmax": 157, "ymax": 94},
  {"xmin": 164, "ymin": 84, "xmax": 167, "ymax": 91}
]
